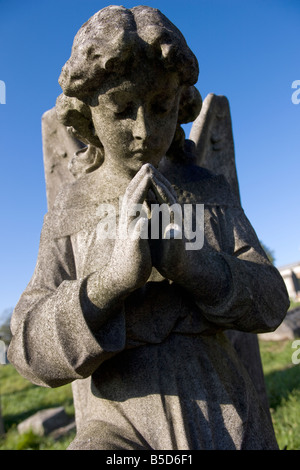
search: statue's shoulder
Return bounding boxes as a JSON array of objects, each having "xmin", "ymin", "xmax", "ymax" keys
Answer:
[
  {"xmin": 46, "ymin": 172, "xmax": 101, "ymax": 238},
  {"xmin": 161, "ymin": 160, "xmax": 238, "ymax": 206},
  {"xmin": 52, "ymin": 172, "xmax": 98, "ymax": 212}
]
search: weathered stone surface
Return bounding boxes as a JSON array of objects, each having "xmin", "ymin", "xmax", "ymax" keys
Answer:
[
  {"xmin": 17, "ymin": 407, "xmax": 72, "ymax": 437},
  {"xmin": 225, "ymin": 330, "xmax": 272, "ymax": 422},
  {"xmin": 259, "ymin": 308, "xmax": 300, "ymax": 341},
  {"xmin": 41, "ymin": 97, "xmax": 273, "ymax": 427},
  {"xmin": 49, "ymin": 420, "xmax": 76, "ymax": 441},
  {"xmin": 189, "ymin": 92, "xmax": 272, "ymax": 421},
  {"xmin": 42, "ymin": 108, "xmax": 83, "ymax": 210},
  {"xmin": 190, "ymin": 93, "xmax": 241, "ymax": 204},
  {"xmin": 284, "ymin": 308, "xmax": 300, "ymax": 336},
  {"xmin": 8, "ymin": 5, "xmax": 289, "ymax": 450}
]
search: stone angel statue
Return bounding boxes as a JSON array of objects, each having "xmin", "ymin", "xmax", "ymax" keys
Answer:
[{"xmin": 8, "ymin": 5, "xmax": 289, "ymax": 450}]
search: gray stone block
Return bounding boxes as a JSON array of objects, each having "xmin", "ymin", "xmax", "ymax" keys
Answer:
[
  {"xmin": 259, "ymin": 307, "xmax": 300, "ymax": 341},
  {"xmin": 17, "ymin": 407, "xmax": 71, "ymax": 436}
]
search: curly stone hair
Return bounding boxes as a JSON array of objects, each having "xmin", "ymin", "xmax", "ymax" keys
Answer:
[{"xmin": 56, "ymin": 5, "xmax": 202, "ymax": 178}]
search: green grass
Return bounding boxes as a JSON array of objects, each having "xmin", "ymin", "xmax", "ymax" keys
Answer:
[
  {"xmin": 0, "ymin": 364, "xmax": 75, "ymax": 450},
  {"xmin": 289, "ymin": 300, "xmax": 300, "ymax": 311},
  {"xmin": 0, "ymin": 339, "xmax": 299, "ymax": 450},
  {"xmin": 259, "ymin": 339, "xmax": 300, "ymax": 450}
]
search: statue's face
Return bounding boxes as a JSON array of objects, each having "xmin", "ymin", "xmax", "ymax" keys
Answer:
[{"xmin": 89, "ymin": 62, "xmax": 182, "ymax": 177}]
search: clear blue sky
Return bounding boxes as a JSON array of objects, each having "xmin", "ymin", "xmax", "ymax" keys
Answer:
[{"xmin": 0, "ymin": 0, "xmax": 299, "ymax": 314}]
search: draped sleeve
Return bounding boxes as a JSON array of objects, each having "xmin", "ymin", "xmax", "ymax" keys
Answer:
[
  {"xmin": 8, "ymin": 208, "xmax": 126, "ymax": 388},
  {"xmin": 194, "ymin": 202, "xmax": 289, "ymax": 333},
  {"xmin": 167, "ymin": 164, "xmax": 289, "ymax": 334}
]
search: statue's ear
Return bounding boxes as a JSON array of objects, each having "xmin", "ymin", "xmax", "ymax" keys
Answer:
[
  {"xmin": 55, "ymin": 93, "xmax": 101, "ymax": 148},
  {"xmin": 68, "ymin": 144, "xmax": 104, "ymax": 179}
]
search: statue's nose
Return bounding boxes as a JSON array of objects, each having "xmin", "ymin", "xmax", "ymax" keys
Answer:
[{"xmin": 133, "ymin": 106, "xmax": 151, "ymax": 141}]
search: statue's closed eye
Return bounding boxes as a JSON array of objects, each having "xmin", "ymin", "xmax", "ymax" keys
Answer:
[
  {"xmin": 151, "ymin": 102, "xmax": 171, "ymax": 115},
  {"xmin": 114, "ymin": 102, "xmax": 134, "ymax": 119},
  {"xmin": 151, "ymin": 95, "xmax": 175, "ymax": 115}
]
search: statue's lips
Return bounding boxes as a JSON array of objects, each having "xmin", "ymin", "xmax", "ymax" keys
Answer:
[{"xmin": 131, "ymin": 148, "xmax": 157, "ymax": 159}]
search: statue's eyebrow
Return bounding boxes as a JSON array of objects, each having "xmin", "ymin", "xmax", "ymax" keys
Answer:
[{"xmin": 106, "ymin": 89, "xmax": 131, "ymax": 101}]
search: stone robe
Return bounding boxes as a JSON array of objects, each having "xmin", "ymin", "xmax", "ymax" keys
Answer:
[{"xmin": 8, "ymin": 160, "xmax": 289, "ymax": 450}]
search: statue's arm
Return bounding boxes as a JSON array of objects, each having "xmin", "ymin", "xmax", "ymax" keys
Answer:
[
  {"xmin": 8, "ymin": 215, "xmax": 126, "ymax": 388},
  {"xmin": 178, "ymin": 204, "xmax": 289, "ymax": 333}
]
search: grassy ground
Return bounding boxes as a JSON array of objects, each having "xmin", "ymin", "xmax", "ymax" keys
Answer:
[
  {"xmin": 0, "ymin": 338, "xmax": 299, "ymax": 450},
  {"xmin": 259, "ymin": 339, "xmax": 300, "ymax": 450},
  {"xmin": 0, "ymin": 365, "xmax": 75, "ymax": 450},
  {"xmin": 288, "ymin": 300, "xmax": 300, "ymax": 311}
]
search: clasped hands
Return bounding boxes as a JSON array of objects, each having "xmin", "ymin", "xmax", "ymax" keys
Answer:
[
  {"xmin": 113, "ymin": 163, "xmax": 192, "ymax": 292},
  {"xmin": 87, "ymin": 163, "xmax": 230, "ymax": 313}
]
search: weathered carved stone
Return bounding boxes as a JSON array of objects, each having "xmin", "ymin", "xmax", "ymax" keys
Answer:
[
  {"xmin": 189, "ymin": 93, "xmax": 273, "ymax": 422},
  {"xmin": 8, "ymin": 5, "xmax": 289, "ymax": 450},
  {"xmin": 42, "ymin": 108, "xmax": 83, "ymax": 210},
  {"xmin": 190, "ymin": 93, "xmax": 240, "ymax": 204},
  {"xmin": 17, "ymin": 407, "xmax": 71, "ymax": 437}
]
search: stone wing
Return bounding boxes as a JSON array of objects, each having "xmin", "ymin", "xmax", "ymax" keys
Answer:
[
  {"xmin": 189, "ymin": 93, "xmax": 241, "ymax": 205},
  {"xmin": 41, "ymin": 107, "xmax": 84, "ymax": 210},
  {"xmin": 189, "ymin": 94, "xmax": 273, "ymax": 419}
]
